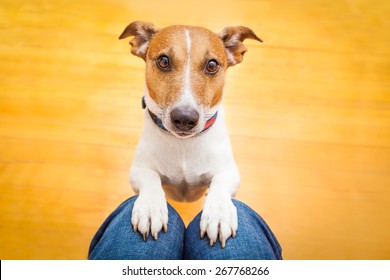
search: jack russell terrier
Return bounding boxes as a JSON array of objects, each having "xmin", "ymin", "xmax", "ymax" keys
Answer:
[{"xmin": 119, "ymin": 21, "xmax": 262, "ymax": 248}]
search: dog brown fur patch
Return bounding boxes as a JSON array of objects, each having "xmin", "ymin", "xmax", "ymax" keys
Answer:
[{"xmin": 145, "ymin": 25, "xmax": 227, "ymax": 108}]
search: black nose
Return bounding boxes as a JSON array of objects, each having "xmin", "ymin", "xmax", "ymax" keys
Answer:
[{"xmin": 170, "ymin": 106, "xmax": 199, "ymax": 131}]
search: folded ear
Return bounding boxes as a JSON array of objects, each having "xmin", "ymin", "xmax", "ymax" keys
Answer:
[
  {"xmin": 119, "ymin": 21, "xmax": 160, "ymax": 60},
  {"xmin": 218, "ymin": 26, "xmax": 262, "ymax": 67}
]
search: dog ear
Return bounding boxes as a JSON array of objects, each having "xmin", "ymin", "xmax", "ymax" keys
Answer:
[
  {"xmin": 119, "ymin": 21, "xmax": 160, "ymax": 61},
  {"xmin": 218, "ymin": 26, "xmax": 262, "ymax": 67}
]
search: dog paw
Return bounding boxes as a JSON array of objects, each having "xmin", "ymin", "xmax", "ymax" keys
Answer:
[
  {"xmin": 131, "ymin": 194, "xmax": 168, "ymax": 240},
  {"xmin": 200, "ymin": 196, "xmax": 238, "ymax": 248}
]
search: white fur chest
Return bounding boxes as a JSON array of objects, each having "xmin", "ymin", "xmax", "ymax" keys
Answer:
[{"xmin": 131, "ymin": 108, "xmax": 234, "ymax": 201}]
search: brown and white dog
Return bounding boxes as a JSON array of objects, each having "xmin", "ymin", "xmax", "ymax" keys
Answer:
[{"xmin": 120, "ymin": 21, "xmax": 262, "ymax": 248}]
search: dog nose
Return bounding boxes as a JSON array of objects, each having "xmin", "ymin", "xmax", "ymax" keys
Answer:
[{"xmin": 170, "ymin": 106, "xmax": 199, "ymax": 131}]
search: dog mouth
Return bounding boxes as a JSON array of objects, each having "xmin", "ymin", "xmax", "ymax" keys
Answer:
[
  {"xmin": 170, "ymin": 129, "xmax": 196, "ymax": 138},
  {"xmin": 171, "ymin": 130, "xmax": 197, "ymax": 138}
]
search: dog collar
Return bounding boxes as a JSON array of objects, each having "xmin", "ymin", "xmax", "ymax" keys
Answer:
[{"xmin": 142, "ymin": 96, "xmax": 218, "ymax": 136}]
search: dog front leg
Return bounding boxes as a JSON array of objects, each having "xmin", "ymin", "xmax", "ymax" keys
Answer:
[
  {"xmin": 130, "ymin": 165, "xmax": 168, "ymax": 240},
  {"xmin": 200, "ymin": 164, "xmax": 240, "ymax": 248}
]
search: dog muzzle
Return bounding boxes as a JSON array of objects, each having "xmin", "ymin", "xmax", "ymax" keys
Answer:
[{"xmin": 142, "ymin": 96, "xmax": 218, "ymax": 137}]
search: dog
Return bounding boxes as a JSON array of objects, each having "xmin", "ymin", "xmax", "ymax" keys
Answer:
[{"xmin": 119, "ymin": 21, "xmax": 262, "ymax": 248}]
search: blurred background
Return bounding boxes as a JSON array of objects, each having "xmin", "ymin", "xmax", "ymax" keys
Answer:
[{"xmin": 0, "ymin": 0, "xmax": 389, "ymax": 259}]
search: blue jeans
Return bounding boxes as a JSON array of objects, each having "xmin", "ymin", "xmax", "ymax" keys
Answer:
[{"xmin": 88, "ymin": 196, "xmax": 282, "ymax": 260}]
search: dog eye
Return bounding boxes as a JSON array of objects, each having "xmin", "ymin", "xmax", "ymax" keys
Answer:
[
  {"xmin": 157, "ymin": 55, "xmax": 171, "ymax": 71},
  {"xmin": 205, "ymin": 60, "xmax": 220, "ymax": 74}
]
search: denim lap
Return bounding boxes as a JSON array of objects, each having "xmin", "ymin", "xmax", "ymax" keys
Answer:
[{"xmin": 88, "ymin": 196, "xmax": 282, "ymax": 260}]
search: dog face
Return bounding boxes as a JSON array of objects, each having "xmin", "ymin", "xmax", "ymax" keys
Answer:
[{"xmin": 120, "ymin": 21, "xmax": 262, "ymax": 138}]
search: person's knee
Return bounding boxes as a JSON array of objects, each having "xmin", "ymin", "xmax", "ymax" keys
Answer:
[
  {"xmin": 183, "ymin": 199, "xmax": 282, "ymax": 260},
  {"xmin": 89, "ymin": 196, "xmax": 186, "ymax": 260}
]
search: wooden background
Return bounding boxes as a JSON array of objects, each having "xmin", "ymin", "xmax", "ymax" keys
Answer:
[{"xmin": 0, "ymin": 0, "xmax": 389, "ymax": 259}]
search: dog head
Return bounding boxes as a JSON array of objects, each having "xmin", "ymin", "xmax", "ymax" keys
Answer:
[{"xmin": 120, "ymin": 21, "xmax": 262, "ymax": 138}]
